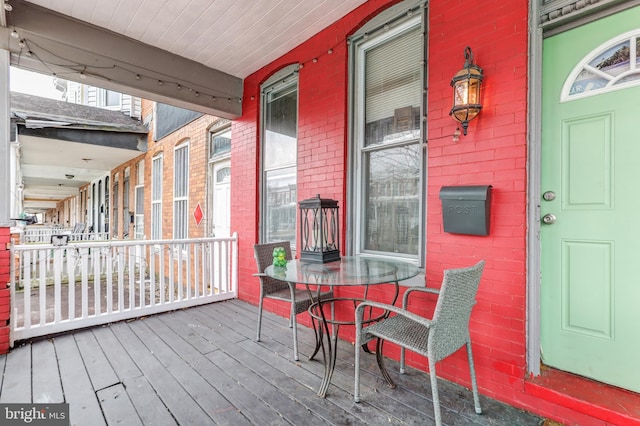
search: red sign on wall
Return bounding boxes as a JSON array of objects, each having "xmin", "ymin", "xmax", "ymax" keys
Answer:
[{"xmin": 193, "ymin": 203, "xmax": 203, "ymax": 226}]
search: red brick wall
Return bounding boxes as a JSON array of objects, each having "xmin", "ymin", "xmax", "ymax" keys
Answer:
[
  {"xmin": 0, "ymin": 227, "xmax": 11, "ymax": 354},
  {"xmin": 233, "ymin": 0, "xmax": 396, "ymax": 309},
  {"xmin": 230, "ymin": 0, "xmax": 602, "ymax": 423},
  {"xmin": 426, "ymin": 0, "xmax": 529, "ymax": 401}
]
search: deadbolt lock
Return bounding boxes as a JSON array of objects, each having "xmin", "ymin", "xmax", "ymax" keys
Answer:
[{"xmin": 542, "ymin": 191, "xmax": 556, "ymax": 201}]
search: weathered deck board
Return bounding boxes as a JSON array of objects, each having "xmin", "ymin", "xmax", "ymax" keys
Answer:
[
  {"xmin": 75, "ymin": 330, "xmax": 120, "ymax": 391},
  {"xmin": 31, "ymin": 339, "xmax": 64, "ymax": 403},
  {"xmin": 0, "ymin": 299, "xmax": 544, "ymax": 425},
  {"xmin": 55, "ymin": 334, "xmax": 106, "ymax": 425},
  {"xmin": 97, "ymin": 383, "xmax": 143, "ymax": 426},
  {"xmin": 0, "ymin": 344, "xmax": 31, "ymax": 403}
]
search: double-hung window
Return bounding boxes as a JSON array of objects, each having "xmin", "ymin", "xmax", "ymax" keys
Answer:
[
  {"xmin": 350, "ymin": 10, "xmax": 425, "ymax": 263},
  {"xmin": 174, "ymin": 142, "xmax": 189, "ymax": 240},
  {"xmin": 122, "ymin": 168, "xmax": 130, "ymax": 238},
  {"xmin": 151, "ymin": 154, "xmax": 163, "ymax": 240},
  {"xmin": 113, "ymin": 174, "xmax": 119, "ymax": 238},
  {"xmin": 261, "ymin": 67, "xmax": 298, "ymax": 246}
]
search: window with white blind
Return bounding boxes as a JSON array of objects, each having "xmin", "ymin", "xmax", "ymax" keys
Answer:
[
  {"xmin": 173, "ymin": 143, "xmax": 189, "ymax": 240},
  {"xmin": 261, "ymin": 67, "xmax": 298, "ymax": 246},
  {"xmin": 134, "ymin": 160, "xmax": 144, "ymax": 239},
  {"xmin": 351, "ymin": 13, "xmax": 424, "ymax": 262},
  {"xmin": 113, "ymin": 174, "xmax": 119, "ymax": 238},
  {"xmin": 151, "ymin": 154, "xmax": 163, "ymax": 240},
  {"xmin": 122, "ymin": 167, "xmax": 130, "ymax": 238}
]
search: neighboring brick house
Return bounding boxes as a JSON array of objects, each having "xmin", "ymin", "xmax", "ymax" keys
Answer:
[
  {"xmin": 39, "ymin": 96, "xmax": 230, "ymax": 243},
  {"xmin": 112, "ymin": 100, "xmax": 230, "ymax": 242}
]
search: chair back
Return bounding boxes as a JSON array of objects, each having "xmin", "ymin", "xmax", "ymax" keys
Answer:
[
  {"xmin": 428, "ymin": 260, "xmax": 485, "ymax": 361},
  {"xmin": 254, "ymin": 241, "xmax": 293, "ymax": 295}
]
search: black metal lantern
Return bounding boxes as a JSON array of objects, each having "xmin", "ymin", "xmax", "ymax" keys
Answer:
[
  {"xmin": 299, "ymin": 194, "xmax": 340, "ymax": 263},
  {"xmin": 449, "ymin": 46, "xmax": 483, "ymax": 136}
]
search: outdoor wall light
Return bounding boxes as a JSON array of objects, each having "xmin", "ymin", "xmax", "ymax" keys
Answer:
[{"xmin": 449, "ymin": 46, "xmax": 483, "ymax": 136}]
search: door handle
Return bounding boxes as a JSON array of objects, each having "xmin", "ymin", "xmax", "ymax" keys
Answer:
[{"xmin": 542, "ymin": 214, "xmax": 556, "ymax": 225}]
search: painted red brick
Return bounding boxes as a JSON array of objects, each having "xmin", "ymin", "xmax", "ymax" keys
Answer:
[
  {"xmin": 0, "ymin": 227, "xmax": 9, "ymax": 355},
  {"xmin": 227, "ymin": 0, "xmax": 629, "ymax": 424}
]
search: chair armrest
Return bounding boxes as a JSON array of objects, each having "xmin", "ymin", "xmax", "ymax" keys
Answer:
[
  {"xmin": 402, "ymin": 286, "xmax": 439, "ymax": 309},
  {"xmin": 355, "ymin": 300, "xmax": 433, "ymax": 330}
]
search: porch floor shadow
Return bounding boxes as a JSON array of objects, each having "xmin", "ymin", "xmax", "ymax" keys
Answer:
[{"xmin": 0, "ymin": 299, "xmax": 544, "ymax": 425}]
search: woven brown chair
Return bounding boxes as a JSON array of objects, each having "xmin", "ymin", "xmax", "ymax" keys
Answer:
[
  {"xmin": 253, "ymin": 241, "xmax": 333, "ymax": 361},
  {"xmin": 354, "ymin": 260, "xmax": 485, "ymax": 426}
]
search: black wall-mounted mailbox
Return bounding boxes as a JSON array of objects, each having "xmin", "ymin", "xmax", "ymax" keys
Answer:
[{"xmin": 439, "ymin": 185, "xmax": 492, "ymax": 236}]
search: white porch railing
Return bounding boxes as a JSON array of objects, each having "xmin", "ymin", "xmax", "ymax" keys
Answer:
[
  {"xmin": 9, "ymin": 233, "xmax": 238, "ymax": 345},
  {"xmin": 20, "ymin": 226, "xmax": 110, "ymax": 244}
]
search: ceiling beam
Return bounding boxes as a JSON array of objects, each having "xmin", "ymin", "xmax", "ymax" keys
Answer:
[{"xmin": 2, "ymin": 0, "xmax": 243, "ymax": 118}]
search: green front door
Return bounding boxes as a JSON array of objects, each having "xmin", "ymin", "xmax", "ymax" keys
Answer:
[{"xmin": 541, "ymin": 7, "xmax": 640, "ymax": 393}]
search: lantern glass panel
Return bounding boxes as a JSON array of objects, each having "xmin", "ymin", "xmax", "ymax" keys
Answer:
[
  {"xmin": 453, "ymin": 80, "xmax": 469, "ymax": 106},
  {"xmin": 468, "ymin": 78, "xmax": 481, "ymax": 104}
]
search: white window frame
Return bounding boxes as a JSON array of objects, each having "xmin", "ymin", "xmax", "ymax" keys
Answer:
[
  {"xmin": 98, "ymin": 88, "xmax": 122, "ymax": 109},
  {"xmin": 151, "ymin": 154, "xmax": 163, "ymax": 240},
  {"xmin": 208, "ymin": 125, "xmax": 232, "ymax": 237},
  {"xmin": 260, "ymin": 65, "xmax": 299, "ymax": 247},
  {"xmin": 173, "ymin": 142, "xmax": 189, "ymax": 241},
  {"xmin": 113, "ymin": 173, "xmax": 119, "ymax": 238},
  {"xmin": 122, "ymin": 167, "xmax": 130, "ymax": 238},
  {"xmin": 134, "ymin": 160, "xmax": 144, "ymax": 239},
  {"xmin": 349, "ymin": 12, "xmax": 425, "ymax": 265}
]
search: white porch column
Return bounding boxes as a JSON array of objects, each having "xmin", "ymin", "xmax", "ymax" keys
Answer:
[{"xmin": 0, "ymin": 49, "xmax": 10, "ymax": 226}]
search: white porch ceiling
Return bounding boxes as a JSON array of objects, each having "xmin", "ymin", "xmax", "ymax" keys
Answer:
[
  {"xmin": 1, "ymin": 0, "xmax": 366, "ymax": 117},
  {"xmin": 25, "ymin": 0, "xmax": 366, "ymax": 79},
  {"xmin": 19, "ymin": 134, "xmax": 142, "ymax": 212}
]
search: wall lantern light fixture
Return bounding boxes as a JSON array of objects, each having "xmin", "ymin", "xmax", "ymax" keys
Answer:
[{"xmin": 449, "ymin": 46, "xmax": 483, "ymax": 136}]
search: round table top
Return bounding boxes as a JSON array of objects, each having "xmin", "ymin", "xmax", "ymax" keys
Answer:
[{"xmin": 264, "ymin": 256, "xmax": 420, "ymax": 286}]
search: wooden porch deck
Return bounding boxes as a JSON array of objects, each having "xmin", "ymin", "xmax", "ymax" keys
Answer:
[{"xmin": 0, "ymin": 300, "xmax": 544, "ymax": 425}]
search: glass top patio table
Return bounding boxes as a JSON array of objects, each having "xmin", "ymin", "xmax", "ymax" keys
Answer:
[
  {"xmin": 264, "ymin": 256, "xmax": 420, "ymax": 397},
  {"xmin": 264, "ymin": 256, "xmax": 420, "ymax": 287}
]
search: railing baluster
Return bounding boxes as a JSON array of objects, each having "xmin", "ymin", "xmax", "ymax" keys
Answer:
[
  {"xmin": 93, "ymin": 246, "xmax": 101, "ymax": 316},
  {"xmin": 193, "ymin": 243, "xmax": 199, "ymax": 299},
  {"xmin": 67, "ymin": 247, "xmax": 75, "ymax": 321},
  {"xmin": 169, "ymin": 244, "xmax": 175, "ymax": 303},
  {"xmin": 117, "ymin": 247, "xmax": 125, "ymax": 311},
  {"xmin": 106, "ymin": 246, "xmax": 113, "ymax": 314},
  {"xmin": 81, "ymin": 247, "xmax": 89, "ymax": 319},
  {"xmin": 186, "ymin": 244, "xmax": 191, "ymax": 300},
  {"xmin": 176, "ymin": 245, "xmax": 181, "ymax": 301},
  {"xmin": 150, "ymin": 246, "xmax": 156, "ymax": 306},
  {"xmin": 138, "ymin": 245, "xmax": 145, "ymax": 308},
  {"xmin": 38, "ymin": 249, "xmax": 46, "ymax": 326},
  {"xmin": 159, "ymin": 245, "xmax": 165, "ymax": 305},
  {"xmin": 128, "ymin": 246, "xmax": 135, "ymax": 308},
  {"xmin": 23, "ymin": 250, "xmax": 31, "ymax": 329}
]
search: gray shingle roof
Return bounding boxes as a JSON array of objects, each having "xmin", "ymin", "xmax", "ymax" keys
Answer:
[{"xmin": 10, "ymin": 92, "xmax": 148, "ymax": 133}]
